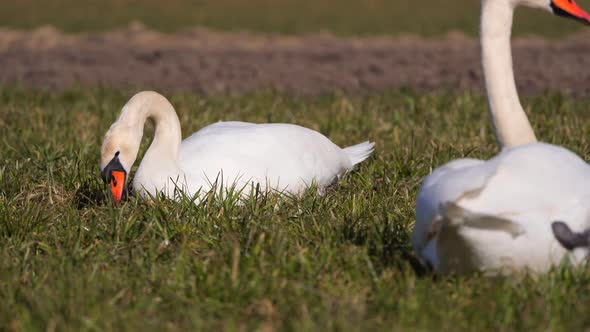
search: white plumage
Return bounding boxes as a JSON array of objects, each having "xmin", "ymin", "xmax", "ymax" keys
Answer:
[
  {"xmin": 412, "ymin": 0, "xmax": 590, "ymax": 274},
  {"xmin": 415, "ymin": 143, "xmax": 590, "ymax": 274},
  {"xmin": 100, "ymin": 91, "xmax": 374, "ymax": 202}
]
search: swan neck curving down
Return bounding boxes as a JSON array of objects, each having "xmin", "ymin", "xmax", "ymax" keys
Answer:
[
  {"xmin": 120, "ymin": 91, "xmax": 182, "ymax": 167},
  {"xmin": 481, "ymin": 0, "xmax": 537, "ymax": 148}
]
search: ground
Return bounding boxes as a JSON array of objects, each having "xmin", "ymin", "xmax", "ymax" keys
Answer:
[
  {"xmin": 1, "ymin": 0, "xmax": 590, "ymax": 331},
  {"xmin": 2, "ymin": 89, "xmax": 590, "ymax": 331},
  {"xmin": 2, "ymin": 26, "xmax": 590, "ymax": 97}
]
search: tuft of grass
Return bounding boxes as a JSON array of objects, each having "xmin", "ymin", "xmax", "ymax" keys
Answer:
[
  {"xmin": 0, "ymin": 0, "xmax": 589, "ymax": 36},
  {"xmin": 1, "ymin": 87, "xmax": 590, "ymax": 330}
]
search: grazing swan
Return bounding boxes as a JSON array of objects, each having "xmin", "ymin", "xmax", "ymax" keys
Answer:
[
  {"xmin": 100, "ymin": 91, "xmax": 374, "ymax": 203},
  {"xmin": 413, "ymin": 0, "xmax": 590, "ymax": 275}
]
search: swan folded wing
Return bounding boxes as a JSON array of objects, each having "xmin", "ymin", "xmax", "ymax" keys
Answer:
[
  {"xmin": 457, "ymin": 144, "xmax": 590, "ymax": 216},
  {"xmin": 413, "ymin": 158, "xmax": 497, "ymax": 251},
  {"xmin": 188, "ymin": 121, "xmax": 256, "ymax": 138},
  {"xmin": 441, "ymin": 202, "xmax": 524, "ymax": 236},
  {"xmin": 180, "ymin": 123, "xmax": 352, "ymax": 195}
]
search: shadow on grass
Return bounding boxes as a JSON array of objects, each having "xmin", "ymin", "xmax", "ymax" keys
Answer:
[
  {"xmin": 74, "ymin": 172, "xmax": 138, "ymax": 209},
  {"xmin": 340, "ymin": 215, "xmax": 433, "ymax": 278},
  {"xmin": 74, "ymin": 181, "xmax": 107, "ymax": 209}
]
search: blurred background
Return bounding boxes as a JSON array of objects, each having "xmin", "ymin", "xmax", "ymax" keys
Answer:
[
  {"xmin": 1, "ymin": 0, "xmax": 590, "ymax": 96},
  {"xmin": 1, "ymin": 0, "xmax": 589, "ymax": 37}
]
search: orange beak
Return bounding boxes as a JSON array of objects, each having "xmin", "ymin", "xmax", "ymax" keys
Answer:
[
  {"xmin": 110, "ymin": 170, "xmax": 126, "ymax": 203},
  {"xmin": 551, "ymin": 0, "xmax": 590, "ymax": 24}
]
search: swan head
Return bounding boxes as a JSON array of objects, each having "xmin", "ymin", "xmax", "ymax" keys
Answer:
[
  {"xmin": 515, "ymin": 0, "xmax": 590, "ymax": 24},
  {"xmin": 100, "ymin": 117, "xmax": 143, "ymax": 202},
  {"xmin": 551, "ymin": 221, "xmax": 590, "ymax": 258}
]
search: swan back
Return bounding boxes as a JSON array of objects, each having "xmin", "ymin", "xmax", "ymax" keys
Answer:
[
  {"xmin": 414, "ymin": 143, "xmax": 590, "ymax": 273},
  {"xmin": 178, "ymin": 122, "xmax": 357, "ymax": 196}
]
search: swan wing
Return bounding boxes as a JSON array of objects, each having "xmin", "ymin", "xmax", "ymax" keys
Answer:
[
  {"xmin": 179, "ymin": 122, "xmax": 361, "ymax": 194},
  {"xmin": 188, "ymin": 121, "xmax": 255, "ymax": 138},
  {"xmin": 413, "ymin": 157, "xmax": 493, "ymax": 252}
]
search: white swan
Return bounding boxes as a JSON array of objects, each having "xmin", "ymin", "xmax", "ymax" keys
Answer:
[
  {"xmin": 100, "ymin": 91, "xmax": 374, "ymax": 202},
  {"xmin": 413, "ymin": 0, "xmax": 590, "ymax": 275}
]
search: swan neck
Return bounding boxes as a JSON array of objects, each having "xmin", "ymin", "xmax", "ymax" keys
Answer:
[
  {"xmin": 124, "ymin": 92, "xmax": 182, "ymax": 164},
  {"xmin": 145, "ymin": 96, "xmax": 182, "ymax": 163},
  {"xmin": 481, "ymin": 0, "xmax": 536, "ymax": 148}
]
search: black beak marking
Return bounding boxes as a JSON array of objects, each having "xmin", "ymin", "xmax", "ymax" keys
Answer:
[
  {"xmin": 100, "ymin": 153, "xmax": 127, "ymax": 184},
  {"xmin": 551, "ymin": 2, "xmax": 590, "ymax": 25},
  {"xmin": 551, "ymin": 221, "xmax": 590, "ymax": 251}
]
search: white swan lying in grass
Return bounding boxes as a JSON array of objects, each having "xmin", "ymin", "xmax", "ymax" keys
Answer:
[
  {"xmin": 413, "ymin": 0, "xmax": 590, "ymax": 275},
  {"xmin": 100, "ymin": 91, "xmax": 374, "ymax": 203}
]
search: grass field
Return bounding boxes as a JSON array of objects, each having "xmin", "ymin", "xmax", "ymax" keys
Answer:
[
  {"xmin": 2, "ymin": 0, "xmax": 590, "ymax": 329},
  {"xmin": 1, "ymin": 0, "xmax": 590, "ymax": 36},
  {"xmin": 1, "ymin": 88, "xmax": 590, "ymax": 330}
]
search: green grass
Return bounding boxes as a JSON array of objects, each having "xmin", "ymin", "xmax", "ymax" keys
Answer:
[
  {"xmin": 1, "ymin": 87, "xmax": 590, "ymax": 330},
  {"xmin": 1, "ymin": 0, "xmax": 590, "ymax": 36}
]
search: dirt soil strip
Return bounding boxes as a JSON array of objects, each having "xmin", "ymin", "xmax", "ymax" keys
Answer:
[{"xmin": 1, "ymin": 24, "xmax": 590, "ymax": 96}]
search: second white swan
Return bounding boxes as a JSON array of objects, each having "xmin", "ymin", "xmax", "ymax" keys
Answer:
[{"xmin": 413, "ymin": 0, "xmax": 590, "ymax": 274}]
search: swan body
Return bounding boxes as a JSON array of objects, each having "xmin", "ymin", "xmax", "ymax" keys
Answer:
[
  {"xmin": 413, "ymin": 0, "xmax": 590, "ymax": 274},
  {"xmin": 100, "ymin": 91, "xmax": 374, "ymax": 202},
  {"xmin": 414, "ymin": 143, "xmax": 590, "ymax": 274}
]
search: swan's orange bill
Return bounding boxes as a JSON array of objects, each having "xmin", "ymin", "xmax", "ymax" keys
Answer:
[
  {"xmin": 552, "ymin": 0, "xmax": 590, "ymax": 24},
  {"xmin": 110, "ymin": 170, "xmax": 126, "ymax": 203}
]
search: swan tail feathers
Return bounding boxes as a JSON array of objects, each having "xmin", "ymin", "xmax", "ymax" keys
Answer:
[
  {"xmin": 441, "ymin": 202, "xmax": 524, "ymax": 237},
  {"xmin": 343, "ymin": 141, "xmax": 375, "ymax": 166}
]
